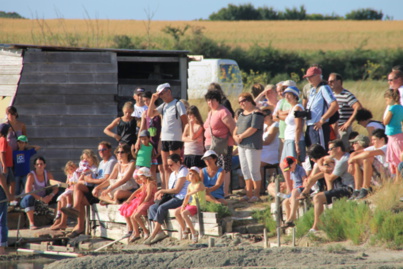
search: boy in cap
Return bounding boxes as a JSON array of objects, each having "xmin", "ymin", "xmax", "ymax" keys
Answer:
[
  {"xmin": 132, "ymin": 87, "xmax": 148, "ymax": 119},
  {"xmin": 13, "ymin": 135, "xmax": 41, "ymax": 197},
  {"xmin": 147, "ymin": 83, "xmax": 187, "ymax": 188}
]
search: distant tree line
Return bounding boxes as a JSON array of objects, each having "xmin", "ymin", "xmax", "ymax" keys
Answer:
[
  {"xmin": 0, "ymin": 11, "xmax": 25, "ymax": 19},
  {"xmin": 208, "ymin": 4, "xmax": 385, "ymax": 21}
]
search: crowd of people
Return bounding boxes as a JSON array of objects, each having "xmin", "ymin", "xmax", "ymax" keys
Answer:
[{"xmin": 0, "ymin": 64, "xmax": 402, "ymax": 252}]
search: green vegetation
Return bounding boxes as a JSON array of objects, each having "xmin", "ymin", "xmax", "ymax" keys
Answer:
[
  {"xmin": 252, "ymin": 206, "xmax": 276, "ymax": 236},
  {"xmin": 208, "ymin": 4, "xmax": 384, "ymax": 21},
  {"xmin": 295, "ymin": 208, "xmax": 315, "ymax": 238},
  {"xmin": 0, "ymin": 11, "xmax": 25, "ymax": 19},
  {"xmin": 201, "ymin": 202, "xmax": 231, "ymax": 219}
]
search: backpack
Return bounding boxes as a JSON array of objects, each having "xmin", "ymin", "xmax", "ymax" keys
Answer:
[{"xmin": 161, "ymin": 99, "xmax": 182, "ymax": 119}]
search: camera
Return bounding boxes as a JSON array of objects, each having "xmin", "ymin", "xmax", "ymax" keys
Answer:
[{"xmin": 294, "ymin": 109, "xmax": 311, "ymax": 120}]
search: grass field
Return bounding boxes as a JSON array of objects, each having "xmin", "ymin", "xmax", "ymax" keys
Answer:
[{"xmin": 1, "ymin": 18, "xmax": 403, "ymax": 51}]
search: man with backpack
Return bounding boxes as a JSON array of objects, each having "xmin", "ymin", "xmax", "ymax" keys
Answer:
[
  {"xmin": 328, "ymin": 73, "xmax": 362, "ymax": 150},
  {"xmin": 302, "ymin": 67, "xmax": 339, "ymax": 151},
  {"xmin": 147, "ymin": 83, "xmax": 187, "ymax": 188}
]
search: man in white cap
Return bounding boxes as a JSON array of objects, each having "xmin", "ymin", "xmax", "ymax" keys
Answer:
[
  {"xmin": 303, "ymin": 67, "xmax": 339, "ymax": 150},
  {"xmin": 147, "ymin": 83, "xmax": 187, "ymax": 188}
]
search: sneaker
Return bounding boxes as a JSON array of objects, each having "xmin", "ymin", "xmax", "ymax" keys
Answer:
[
  {"xmin": 308, "ymin": 228, "xmax": 318, "ymax": 233},
  {"xmin": 144, "ymin": 236, "xmax": 154, "ymax": 245},
  {"xmin": 150, "ymin": 232, "xmax": 168, "ymax": 244},
  {"xmin": 123, "ymin": 231, "xmax": 133, "ymax": 238},
  {"xmin": 356, "ymin": 188, "xmax": 369, "ymax": 200},
  {"xmin": 349, "ymin": 190, "xmax": 360, "ymax": 200}
]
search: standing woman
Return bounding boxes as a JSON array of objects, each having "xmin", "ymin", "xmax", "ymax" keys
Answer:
[
  {"xmin": 20, "ymin": 157, "xmax": 59, "ymax": 230},
  {"xmin": 5, "ymin": 106, "xmax": 27, "ymax": 151},
  {"xmin": 208, "ymin": 83, "xmax": 234, "ymax": 117},
  {"xmin": 234, "ymin": 93, "xmax": 265, "ymax": 202},
  {"xmin": 204, "ymin": 90, "xmax": 236, "ymax": 197},
  {"xmin": 383, "ymin": 89, "xmax": 403, "ymax": 179}
]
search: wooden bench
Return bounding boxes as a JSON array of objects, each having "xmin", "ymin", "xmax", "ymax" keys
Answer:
[{"xmin": 88, "ymin": 204, "xmax": 226, "ymax": 242}]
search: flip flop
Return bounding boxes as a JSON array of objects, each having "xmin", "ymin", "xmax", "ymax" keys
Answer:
[
  {"xmin": 68, "ymin": 230, "xmax": 84, "ymax": 238},
  {"xmin": 30, "ymin": 225, "xmax": 39, "ymax": 230}
]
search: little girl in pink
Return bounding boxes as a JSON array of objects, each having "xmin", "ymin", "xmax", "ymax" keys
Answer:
[{"xmin": 119, "ymin": 167, "xmax": 157, "ymax": 242}]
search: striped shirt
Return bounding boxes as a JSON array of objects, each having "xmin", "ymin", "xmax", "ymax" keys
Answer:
[{"xmin": 333, "ymin": 89, "xmax": 358, "ymax": 126}]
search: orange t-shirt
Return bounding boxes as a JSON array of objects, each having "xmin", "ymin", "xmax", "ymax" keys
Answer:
[{"xmin": 0, "ymin": 136, "xmax": 13, "ymax": 167}]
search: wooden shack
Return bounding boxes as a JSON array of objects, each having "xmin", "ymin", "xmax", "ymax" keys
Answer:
[{"xmin": 0, "ymin": 44, "xmax": 189, "ymax": 180}]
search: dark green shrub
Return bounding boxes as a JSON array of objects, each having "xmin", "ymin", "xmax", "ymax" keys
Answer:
[
  {"xmin": 252, "ymin": 206, "xmax": 276, "ymax": 235},
  {"xmin": 295, "ymin": 208, "xmax": 314, "ymax": 238},
  {"xmin": 201, "ymin": 202, "xmax": 231, "ymax": 219}
]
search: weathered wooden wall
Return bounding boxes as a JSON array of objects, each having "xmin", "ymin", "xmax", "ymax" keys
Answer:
[
  {"xmin": 14, "ymin": 50, "xmax": 117, "ymax": 180},
  {"xmin": 0, "ymin": 48, "xmax": 23, "ymax": 101}
]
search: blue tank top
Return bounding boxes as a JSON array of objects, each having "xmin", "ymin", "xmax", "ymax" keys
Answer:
[{"xmin": 202, "ymin": 167, "xmax": 224, "ymax": 199}]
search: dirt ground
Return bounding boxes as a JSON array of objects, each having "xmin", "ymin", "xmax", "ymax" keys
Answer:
[{"xmin": 43, "ymin": 234, "xmax": 403, "ymax": 269}]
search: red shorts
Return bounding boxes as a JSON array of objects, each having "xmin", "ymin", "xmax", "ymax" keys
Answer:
[{"xmin": 184, "ymin": 205, "xmax": 198, "ymax": 216}]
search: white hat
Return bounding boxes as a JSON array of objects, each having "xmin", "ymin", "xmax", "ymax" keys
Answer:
[
  {"xmin": 137, "ymin": 167, "xmax": 151, "ymax": 177},
  {"xmin": 156, "ymin": 83, "xmax": 171, "ymax": 93},
  {"xmin": 282, "ymin": 80, "xmax": 296, "ymax": 87},
  {"xmin": 283, "ymin": 86, "xmax": 300, "ymax": 98},
  {"xmin": 201, "ymin": 149, "xmax": 218, "ymax": 160},
  {"xmin": 189, "ymin": 166, "xmax": 200, "ymax": 174}
]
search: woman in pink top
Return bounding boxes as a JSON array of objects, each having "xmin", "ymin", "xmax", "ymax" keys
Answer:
[{"xmin": 203, "ymin": 90, "xmax": 236, "ymax": 197}]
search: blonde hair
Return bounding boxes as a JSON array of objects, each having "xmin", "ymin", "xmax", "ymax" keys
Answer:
[
  {"xmin": 64, "ymin": 161, "xmax": 77, "ymax": 176},
  {"xmin": 122, "ymin": 101, "xmax": 134, "ymax": 111},
  {"xmin": 187, "ymin": 169, "xmax": 202, "ymax": 183},
  {"xmin": 81, "ymin": 149, "xmax": 99, "ymax": 167}
]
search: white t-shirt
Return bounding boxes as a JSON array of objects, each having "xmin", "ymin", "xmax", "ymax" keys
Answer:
[
  {"xmin": 261, "ymin": 122, "xmax": 280, "ymax": 165},
  {"xmin": 284, "ymin": 104, "xmax": 305, "ymax": 141},
  {"xmin": 168, "ymin": 166, "xmax": 189, "ymax": 200},
  {"xmin": 132, "ymin": 105, "xmax": 148, "ymax": 118},
  {"xmin": 364, "ymin": 145, "xmax": 388, "ymax": 168},
  {"xmin": 157, "ymin": 99, "xmax": 187, "ymax": 141}
]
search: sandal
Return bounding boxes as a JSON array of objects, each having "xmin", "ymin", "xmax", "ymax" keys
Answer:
[
  {"xmin": 181, "ymin": 229, "xmax": 190, "ymax": 240},
  {"xmin": 297, "ymin": 192, "xmax": 309, "ymax": 200},
  {"xmin": 281, "ymin": 221, "xmax": 295, "ymax": 228},
  {"xmin": 129, "ymin": 235, "xmax": 141, "ymax": 242},
  {"xmin": 68, "ymin": 230, "xmax": 84, "ymax": 238},
  {"xmin": 192, "ymin": 231, "xmax": 199, "ymax": 243}
]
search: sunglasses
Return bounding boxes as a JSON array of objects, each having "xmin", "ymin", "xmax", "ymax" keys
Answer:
[
  {"xmin": 238, "ymin": 99, "xmax": 247, "ymax": 104},
  {"xmin": 388, "ymin": 77, "xmax": 397, "ymax": 82},
  {"xmin": 116, "ymin": 151, "xmax": 126, "ymax": 154},
  {"xmin": 328, "ymin": 147, "xmax": 336, "ymax": 151},
  {"xmin": 324, "ymin": 162, "xmax": 335, "ymax": 167},
  {"xmin": 98, "ymin": 149, "xmax": 107, "ymax": 152}
]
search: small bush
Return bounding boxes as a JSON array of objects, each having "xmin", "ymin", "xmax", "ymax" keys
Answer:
[
  {"xmin": 252, "ymin": 206, "xmax": 276, "ymax": 235},
  {"xmin": 371, "ymin": 209, "xmax": 403, "ymax": 250},
  {"xmin": 320, "ymin": 199, "xmax": 371, "ymax": 244},
  {"xmin": 295, "ymin": 208, "xmax": 314, "ymax": 238},
  {"xmin": 201, "ymin": 202, "xmax": 231, "ymax": 219}
]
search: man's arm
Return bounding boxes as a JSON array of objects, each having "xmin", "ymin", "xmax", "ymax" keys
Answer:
[
  {"xmin": 340, "ymin": 101, "xmax": 362, "ymax": 131},
  {"xmin": 147, "ymin": 93, "xmax": 161, "ymax": 118}
]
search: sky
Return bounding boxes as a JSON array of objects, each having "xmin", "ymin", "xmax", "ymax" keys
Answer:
[{"xmin": 2, "ymin": 0, "xmax": 402, "ymax": 21}]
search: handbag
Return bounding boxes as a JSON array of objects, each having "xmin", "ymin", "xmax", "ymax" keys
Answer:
[
  {"xmin": 208, "ymin": 112, "xmax": 229, "ymax": 155},
  {"xmin": 155, "ymin": 193, "xmax": 173, "ymax": 206}
]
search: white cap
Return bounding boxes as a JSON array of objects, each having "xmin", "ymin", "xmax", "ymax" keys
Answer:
[
  {"xmin": 156, "ymin": 83, "xmax": 171, "ymax": 93},
  {"xmin": 201, "ymin": 149, "xmax": 218, "ymax": 160},
  {"xmin": 282, "ymin": 80, "xmax": 296, "ymax": 87},
  {"xmin": 189, "ymin": 166, "xmax": 200, "ymax": 174},
  {"xmin": 137, "ymin": 167, "xmax": 151, "ymax": 177}
]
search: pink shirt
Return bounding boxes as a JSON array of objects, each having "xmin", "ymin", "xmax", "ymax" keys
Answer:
[{"xmin": 203, "ymin": 106, "xmax": 234, "ymax": 147}]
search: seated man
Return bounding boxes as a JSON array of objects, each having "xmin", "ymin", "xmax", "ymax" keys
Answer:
[
  {"xmin": 310, "ymin": 139, "xmax": 354, "ymax": 232},
  {"xmin": 61, "ymin": 141, "xmax": 117, "ymax": 237},
  {"xmin": 348, "ymin": 129, "xmax": 389, "ymax": 199}
]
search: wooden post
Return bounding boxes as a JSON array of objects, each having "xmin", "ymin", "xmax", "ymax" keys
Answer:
[
  {"xmin": 292, "ymin": 228, "xmax": 296, "ymax": 247},
  {"xmin": 208, "ymin": 237, "xmax": 215, "ymax": 248},
  {"xmin": 195, "ymin": 197, "xmax": 204, "ymax": 237},
  {"xmin": 85, "ymin": 205, "xmax": 91, "ymax": 236},
  {"xmin": 275, "ymin": 175, "xmax": 281, "ymax": 247},
  {"xmin": 263, "ymin": 228, "xmax": 268, "ymax": 248}
]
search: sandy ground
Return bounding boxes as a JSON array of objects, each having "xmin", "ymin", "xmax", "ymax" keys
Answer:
[{"xmin": 43, "ymin": 234, "xmax": 403, "ymax": 269}]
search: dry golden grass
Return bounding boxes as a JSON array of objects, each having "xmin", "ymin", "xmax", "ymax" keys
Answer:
[{"xmin": 1, "ymin": 18, "xmax": 403, "ymax": 51}]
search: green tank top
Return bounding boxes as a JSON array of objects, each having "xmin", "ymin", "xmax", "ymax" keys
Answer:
[{"xmin": 136, "ymin": 143, "xmax": 153, "ymax": 168}]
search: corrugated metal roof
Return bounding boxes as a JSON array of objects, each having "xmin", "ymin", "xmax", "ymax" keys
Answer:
[{"xmin": 0, "ymin": 43, "xmax": 189, "ymax": 57}]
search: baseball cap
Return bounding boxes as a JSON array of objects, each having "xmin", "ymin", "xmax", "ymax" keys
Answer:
[
  {"xmin": 282, "ymin": 156, "xmax": 297, "ymax": 172},
  {"xmin": 137, "ymin": 167, "xmax": 152, "ymax": 177},
  {"xmin": 189, "ymin": 166, "xmax": 200, "ymax": 174},
  {"xmin": 283, "ymin": 86, "xmax": 300, "ymax": 98},
  {"xmin": 156, "ymin": 83, "xmax": 171, "ymax": 93},
  {"xmin": 282, "ymin": 80, "xmax": 297, "ymax": 87},
  {"xmin": 135, "ymin": 88, "xmax": 145, "ymax": 94},
  {"xmin": 201, "ymin": 149, "xmax": 218, "ymax": 160},
  {"xmin": 139, "ymin": 130, "xmax": 150, "ymax": 137},
  {"xmin": 17, "ymin": 135, "xmax": 28, "ymax": 143},
  {"xmin": 349, "ymin": 134, "xmax": 370, "ymax": 147},
  {"xmin": 303, "ymin": 67, "xmax": 322, "ymax": 78}
]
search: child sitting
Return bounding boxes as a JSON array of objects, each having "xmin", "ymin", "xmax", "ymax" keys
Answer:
[
  {"xmin": 174, "ymin": 166, "xmax": 206, "ymax": 243},
  {"xmin": 119, "ymin": 167, "xmax": 157, "ymax": 242}
]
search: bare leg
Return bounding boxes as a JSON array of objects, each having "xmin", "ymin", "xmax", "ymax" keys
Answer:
[
  {"xmin": 182, "ymin": 210, "xmax": 196, "ymax": 236},
  {"xmin": 73, "ymin": 201, "xmax": 87, "ymax": 233},
  {"xmin": 113, "ymin": 190, "xmax": 132, "ymax": 203},
  {"xmin": 157, "ymin": 164, "xmax": 165, "ymax": 188},
  {"xmin": 312, "ymin": 192, "xmax": 327, "ymax": 230},
  {"xmin": 283, "ymin": 198, "xmax": 291, "ymax": 221},
  {"xmin": 287, "ymin": 188, "xmax": 300, "ymax": 222},
  {"xmin": 149, "ymin": 222, "xmax": 162, "ymax": 239},
  {"xmin": 26, "ymin": 210, "xmax": 35, "ymax": 226},
  {"xmin": 125, "ymin": 216, "xmax": 133, "ymax": 233},
  {"xmin": 363, "ymin": 157, "xmax": 374, "ymax": 189},
  {"xmin": 223, "ymin": 171, "xmax": 231, "ymax": 197},
  {"xmin": 353, "ymin": 162, "xmax": 363, "ymax": 190},
  {"xmin": 253, "ymin": 180, "xmax": 261, "ymax": 198},
  {"xmin": 133, "ymin": 213, "xmax": 148, "ymax": 237},
  {"xmin": 244, "ymin": 179, "xmax": 253, "ymax": 198},
  {"xmin": 174, "ymin": 207, "xmax": 186, "ymax": 235},
  {"xmin": 161, "ymin": 150, "xmax": 170, "ymax": 189}
]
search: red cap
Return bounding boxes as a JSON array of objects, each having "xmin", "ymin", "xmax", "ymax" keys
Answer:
[
  {"xmin": 303, "ymin": 67, "xmax": 322, "ymax": 78},
  {"xmin": 282, "ymin": 156, "xmax": 297, "ymax": 171}
]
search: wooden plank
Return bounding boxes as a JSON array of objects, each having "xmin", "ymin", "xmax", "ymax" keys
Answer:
[
  {"xmin": 0, "ymin": 48, "xmax": 23, "ymax": 57},
  {"xmin": 165, "ymin": 218, "xmax": 221, "ymax": 236},
  {"xmin": 0, "ymin": 85, "xmax": 18, "ymax": 96},
  {"xmin": 0, "ymin": 65, "xmax": 23, "ymax": 74},
  {"xmin": 15, "ymin": 94, "xmax": 116, "ymax": 105},
  {"xmin": 26, "ymin": 137, "xmax": 115, "ymax": 149},
  {"xmin": 27, "ymin": 126, "xmax": 109, "ymax": 138},
  {"xmin": 0, "ymin": 74, "xmax": 20, "ymax": 84},
  {"xmin": 22, "ymin": 63, "xmax": 117, "ymax": 74},
  {"xmin": 15, "ymin": 84, "xmax": 117, "ymax": 95},
  {"xmin": 117, "ymin": 56, "xmax": 179, "ymax": 62},
  {"xmin": 19, "ymin": 73, "xmax": 117, "ymax": 84},
  {"xmin": 20, "ymin": 115, "xmax": 115, "ymax": 127},
  {"xmin": 14, "ymin": 104, "xmax": 116, "ymax": 116},
  {"xmin": 92, "ymin": 225, "xmax": 128, "ymax": 244},
  {"xmin": 24, "ymin": 52, "xmax": 115, "ymax": 64},
  {"xmin": 91, "ymin": 204, "xmax": 126, "ymax": 224}
]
